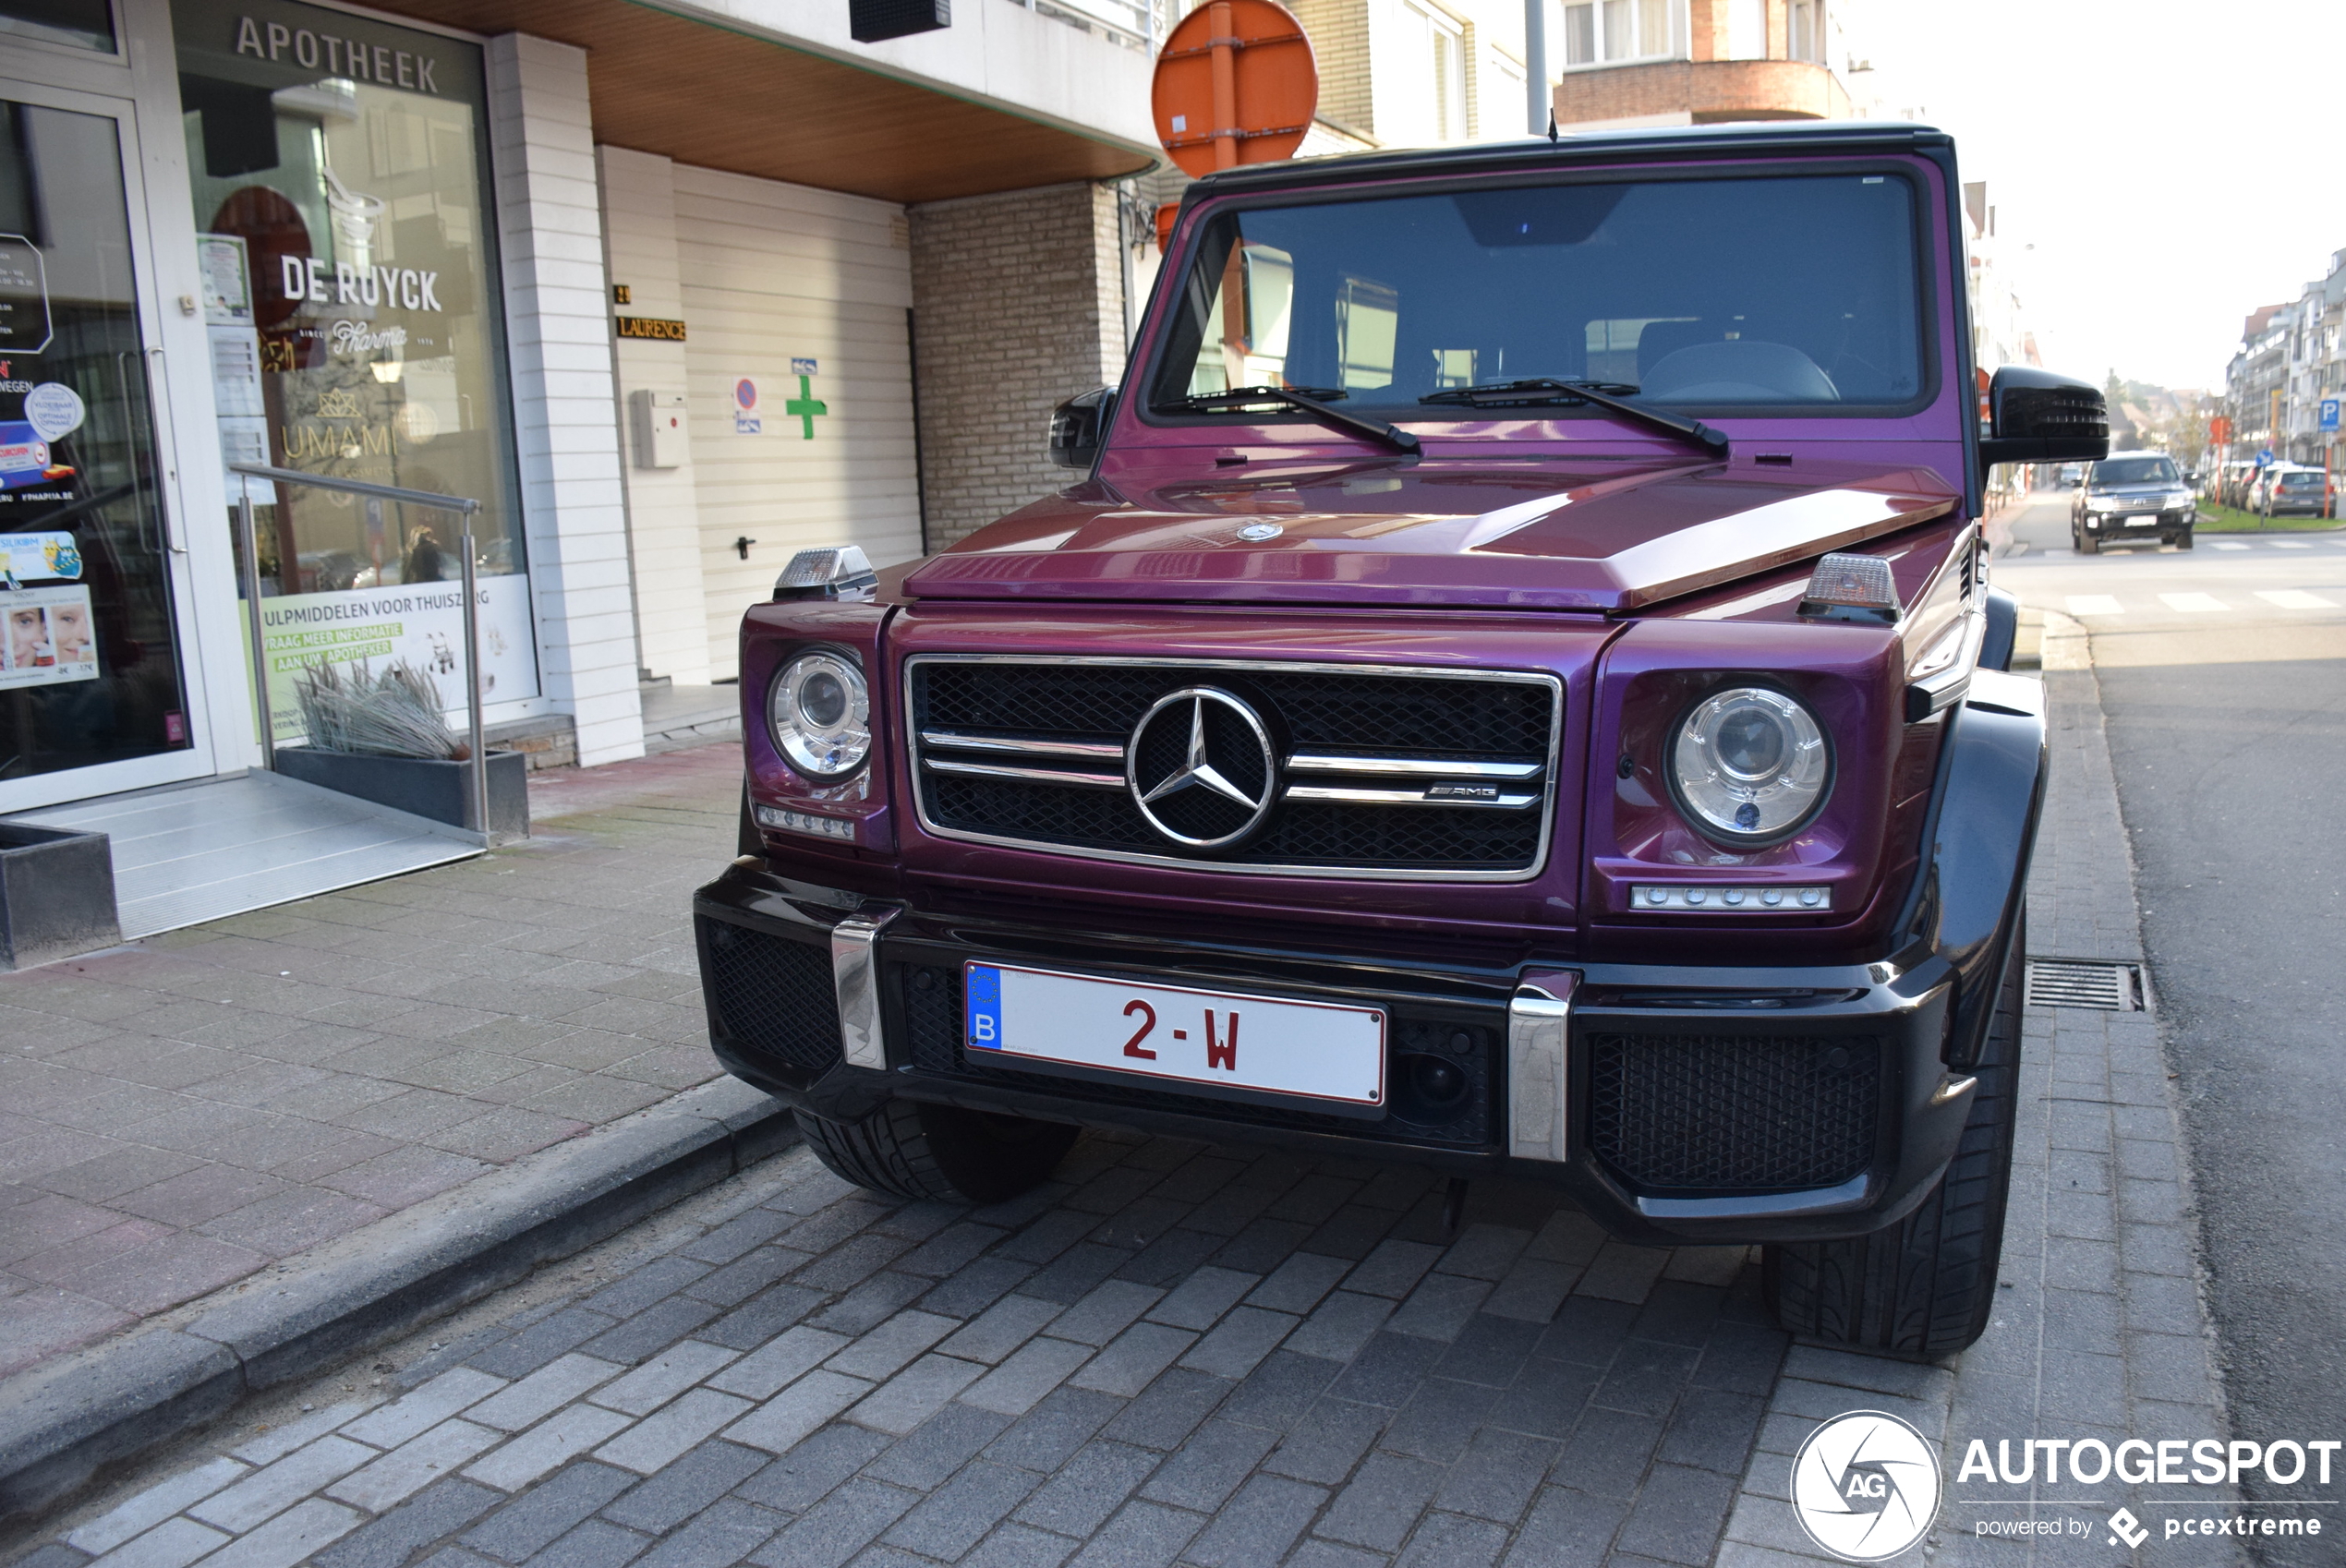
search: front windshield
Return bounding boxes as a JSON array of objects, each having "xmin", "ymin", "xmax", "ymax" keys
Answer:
[
  {"xmin": 1149, "ymin": 172, "xmax": 1927, "ymax": 416},
  {"xmin": 2094, "ymin": 457, "xmax": 2180, "ymax": 486}
]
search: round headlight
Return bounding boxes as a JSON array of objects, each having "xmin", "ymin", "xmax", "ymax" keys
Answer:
[
  {"xmin": 1668, "ymin": 686, "xmax": 1832, "ymax": 846},
  {"xmin": 769, "ymin": 652, "xmax": 870, "ymax": 778}
]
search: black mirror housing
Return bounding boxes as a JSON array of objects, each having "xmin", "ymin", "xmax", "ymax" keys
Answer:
[
  {"xmin": 1047, "ymin": 387, "xmax": 1115, "ymax": 471},
  {"xmin": 1978, "ymin": 367, "xmax": 2109, "ymax": 471}
]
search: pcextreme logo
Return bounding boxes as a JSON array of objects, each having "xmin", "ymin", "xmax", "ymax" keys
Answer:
[{"xmin": 1792, "ymin": 1411, "xmax": 1943, "ymax": 1561}]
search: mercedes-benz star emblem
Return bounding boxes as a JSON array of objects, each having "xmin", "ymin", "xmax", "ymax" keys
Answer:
[
  {"xmin": 1126, "ymin": 687, "xmax": 1278, "ymax": 850},
  {"xmin": 1235, "ymin": 522, "xmax": 1284, "ymax": 542}
]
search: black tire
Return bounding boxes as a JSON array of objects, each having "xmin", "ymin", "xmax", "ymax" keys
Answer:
[
  {"xmin": 2175, "ymin": 529, "xmax": 2195, "ymax": 550},
  {"xmin": 794, "ymin": 1097, "xmax": 1080, "ymax": 1204},
  {"xmin": 1762, "ymin": 913, "xmax": 2025, "ymax": 1359},
  {"xmin": 2077, "ymin": 529, "xmax": 2099, "ymax": 554}
]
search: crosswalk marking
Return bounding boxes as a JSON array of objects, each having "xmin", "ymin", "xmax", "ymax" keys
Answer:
[
  {"xmin": 2211, "ymin": 541, "xmax": 2251, "ymax": 550},
  {"xmin": 2272, "ymin": 541, "xmax": 2312, "ymax": 549},
  {"xmin": 2159, "ymin": 593, "xmax": 2230, "ymax": 612},
  {"xmin": 2255, "ymin": 589, "xmax": 2339, "ymax": 609},
  {"xmin": 2066, "ymin": 595, "xmax": 2125, "ymax": 616}
]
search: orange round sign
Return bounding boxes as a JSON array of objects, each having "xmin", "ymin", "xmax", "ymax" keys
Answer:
[{"xmin": 1152, "ymin": 0, "xmax": 1319, "ymax": 179}]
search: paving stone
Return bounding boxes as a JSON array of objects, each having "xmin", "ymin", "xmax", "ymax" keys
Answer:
[
  {"xmin": 592, "ymin": 1341, "xmax": 741, "ymax": 1417},
  {"xmin": 1484, "ymin": 1259, "xmax": 1578, "ymax": 1324},
  {"xmin": 983, "ymin": 1386, "xmax": 1128, "ymax": 1472},
  {"xmin": 939, "ymin": 1296, "xmax": 1065, "ymax": 1365},
  {"xmin": 72, "ymin": 1516, "xmax": 228, "ymax": 1568},
  {"xmin": 1182, "ymin": 1473, "xmax": 1326, "ymax": 1567},
  {"xmin": 733, "ymin": 1423, "xmax": 892, "ymax": 1514},
  {"xmin": 229, "ymin": 1400, "xmax": 376, "ymax": 1467},
  {"xmin": 1179, "ymin": 1306, "xmax": 1299, "ymax": 1380},
  {"xmin": 708, "ymin": 1326, "xmax": 850, "ymax": 1401},
  {"xmin": 703, "ymin": 1285, "xmax": 827, "ymax": 1350},
  {"xmin": 1064, "ymin": 1498, "xmax": 1205, "ymax": 1568},
  {"xmin": 67, "ymin": 1455, "xmax": 248, "ymax": 1555},
  {"xmin": 1262, "ymin": 1398, "xmax": 1389, "ymax": 1484},
  {"xmin": 468, "ymin": 1356, "xmax": 626, "ymax": 1432},
  {"xmin": 1537, "ymin": 1298, "xmax": 1639, "ymax": 1368},
  {"xmin": 1244, "ymin": 1253, "xmax": 1353, "ymax": 1315},
  {"xmin": 1326, "ymin": 1332, "xmax": 1443, "ymax": 1409},
  {"xmin": 1396, "ymin": 1510, "xmax": 1507, "ymax": 1568},
  {"xmin": 1145, "ymin": 1266, "xmax": 1259, "ymax": 1331},
  {"xmin": 1345, "ymin": 1240, "xmax": 1443, "ymax": 1300},
  {"xmin": 599, "ymin": 1440, "xmax": 770, "ymax": 1533},
  {"xmin": 1653, "ymin": 1387, "xmax": 1765, "ymax": 1476},
  {"xmin": 1502, "ymin": 1485, "xmax": 1631, "ymax": 1568},
  {"xmin": 466, "ymin": 1308, "xmax": 619, "ymax": 1380},
  {"xmin": 825, "ymin": 1310, "xmax": 959, "ymax": 1381},
  {"xmin": 809, "ymin": 1273, "xmax": 930, "ymax": 1335},
  {"xmin": 881, "ymin": 1459, "xmax": 1041, "ymax": 1560},
  {"xmin": 1288, "ymin": 1542, "xmax": 1389, "ymax": 1568},
  {"xmin": 962, "ymin": 1522, "xmax": 1079, "ymax": 1568},
  {"xmin": 342, "ymin": 1368, "xmax": 508, "ymax": 1448},
  {"xmin": 1070, "ymin": 1321, "xmax": 1196, "ymax": 1397},
  {"xmin": 581, "ymin": 1296, "xmax": 722, "ymax": 1363},
  {"xmin": 313, "ymin": 1478, "xmax": 502, "ymax": 1568},
  {"xmin": 725, "ymin": 1369, "xmax": 875, "ymax": 1453},
  {"xmin": 849, "ymin": 1354, "xmax": 988, "ymax": 1435},
  {"xmin": 327, "ymin": 1419, "xmax": 502, "ymax": 1512},
  {"xmin": 626, "ymin": 1498, "xmax": 780, "ymax": 1568},
  {"xmin": 1437, "ymin": 1428, "xmax": 1555, "ymax": 1525},
  {"xmin": 198, "ymin": 1498, "xmax": 363, "ymax": 1568},
  {"xmin": 1552, "ymin": 1406, "xmax": 1663, "ymax": 1500},
  {"xmin": 1316, "ymin": 1448, "xmax": 1444, "ymax": 1550},
  {"xmin": 1572, "ymin": 1246, "xmax": 1668, "ymax": 1305},
  {"xmin": 1383, "ymin": 1376, "xmax": 1501, "ymax": 1463},
  {"xmin": 461, "ymin": 1462, "xmax": 636, "ymax": 1562},
  {"xmin": 514, "ymin": 1517, "xmax": 647, "ymax": 1568},
  {"xmin": 465, "ymin": 1405, "xmax": 635, "ymax": 1491},
  {"xmin": 190, "ymin": 1436, "xmax": 376, "ymax": 1534},
  {"xmin": 1612, "ymin": 1464, "xmax": 1737, "ymax": 1566},
  {"xmin": 1285, "ymin": 1292, "xmax": 1397, "ymax": 1363},
  {"xmin": 1103, "ymin": 1367, "xmax": 1234, "ymax": 1452},
  {"xmin": 863, "ymin": 1403, "xmax": 1015, "ymax": 1490},
  {"xmin": 595, "ymin": 1387, "xmax": 756, "ymax": 1474},
  {"xmin": 1591, "ymin": 1341, "xmax": 1700, "ymax": 1418},
  {"xmin": 961, "ymin": 1336, "xmax": 1096, "ymax": 1415},
  {"xmin": 1046, "ymin": 1280, "xmax": 1165, "ymax": 1346},
  {"xmin": 747, "ymin": 1477, "xmax": 920, "ymax": 1568},
  {"xmin": 1485, "ymin": 1357, "xmax": 1601, "ymax": 1441}
]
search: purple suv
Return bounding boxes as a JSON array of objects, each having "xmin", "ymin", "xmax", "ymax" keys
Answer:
[{"xmin": 695, "ymin": 123, "xmax": 2109, "ymax": 1357}]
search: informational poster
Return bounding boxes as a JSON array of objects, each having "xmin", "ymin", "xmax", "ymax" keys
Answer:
[
  {"xmin": 0, "ymin": 235, "xmax": 52, "ymax": 354},
  {"xmin": 200, "ymin": 235, "xmax": 269, "ymax": 471},
  {"xmin": 0, "ymin": 369, "xmax": 89, "ymax": 518},
  {"xmin": 0, "ymin": 529, "xmax": 82, "ymax": 583},
  {"xmin": 245, "ymin": 572, "xmax": 533, "ymax": 742},
  {"xmin": 0, "ymin": 584, "xmax": 98, "ymax": 689}
]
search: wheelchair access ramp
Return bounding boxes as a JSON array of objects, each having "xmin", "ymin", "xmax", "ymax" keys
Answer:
[{"xmin": 9, "ymin": 769, "xmax": 481, "ymax": 941}]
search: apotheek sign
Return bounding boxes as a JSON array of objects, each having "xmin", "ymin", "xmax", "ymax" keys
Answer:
[{"xmin": 234, "ymin": 15, "xmax": 449, "ymax": 95}]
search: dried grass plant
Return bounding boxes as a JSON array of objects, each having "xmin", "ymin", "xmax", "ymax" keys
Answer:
[{"xmin": 294, "ymin": 659, "xmax": 467, "ymax": 760}]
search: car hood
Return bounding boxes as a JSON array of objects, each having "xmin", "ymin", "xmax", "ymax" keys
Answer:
[{"xmin": 903, "ymin": 455, "xmax": 1962, "ymax": 613}]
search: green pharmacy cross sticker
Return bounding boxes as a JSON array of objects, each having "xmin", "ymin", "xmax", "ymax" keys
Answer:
[{"xmin": 786, "ymin": 356, "xmax": 828, "ymax": 440}]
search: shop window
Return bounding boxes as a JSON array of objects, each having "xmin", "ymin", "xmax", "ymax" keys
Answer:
[
  {"xmin": 172, "ymin": 0, "xmax": 537, "ymax": 741},
  {"xmin": 0, "ymin": 0, "xmax": 115, "ymax": 53}
]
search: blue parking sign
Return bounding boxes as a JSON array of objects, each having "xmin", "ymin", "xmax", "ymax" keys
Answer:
[{"xmin": 2323, "ymin": 399, "xmax": 2341, "ymax": 433}]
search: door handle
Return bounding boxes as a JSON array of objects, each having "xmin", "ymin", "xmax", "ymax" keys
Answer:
[{"xmin": 144, "ymin": 347, "xmax": 187, "ymax": 554}]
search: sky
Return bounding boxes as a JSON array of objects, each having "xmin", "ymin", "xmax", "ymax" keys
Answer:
[{"xmin": 1857, "ymin": 0, "xmax": 2344, "ymax": 392}]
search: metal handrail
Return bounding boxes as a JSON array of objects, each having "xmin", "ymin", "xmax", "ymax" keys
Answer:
[{"xmin": 228, "ymin": 463, "xmax": 492, "ymax": 840}]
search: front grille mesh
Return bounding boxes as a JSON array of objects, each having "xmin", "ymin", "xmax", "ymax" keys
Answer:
[
  {"xmin": 911, "ymin": 660, "xmax": 1555, "ymax": 872},
  {"xmin": 899, "ymin": 962, "xmax": 1496, "ymax": 1148},
  {"xmin": 697, "ymin": 915, "xmax": 842, "ymax": 1074},
  {"xmin": 1587, "ymin": 1032, "xmax": 1879, "ymax": 1192}
]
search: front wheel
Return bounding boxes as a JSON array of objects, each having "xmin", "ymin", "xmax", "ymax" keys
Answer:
[
  {"xmin": 2077, "ymin": 529, "xmax": 2100, "ymax": 554},
  {"xmin": 794, "ymin": 1097, "xmax": 1079, "ymax": 1204},
  {"xmin": 2172, "ymin": 528, "xmax": 2195, "ymax": 550},
  {"xmin": 1762, "ymin": 913, "xmax": 2024, "ymax": 1359}
]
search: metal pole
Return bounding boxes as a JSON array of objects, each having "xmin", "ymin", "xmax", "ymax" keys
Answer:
[
  {"xmin": 460, "ymin": 525, "xmax": 489, "ymax": 840},
  {"xmin": 1525, "ymin": 0, "xmax": 1548, "ymax": 135},
  {"xmin": 235, "ymin": 476, "xmax": 275, "ymax": 770}
]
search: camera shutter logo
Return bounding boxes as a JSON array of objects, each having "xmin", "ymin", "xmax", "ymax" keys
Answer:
[{"xmin": 1791, "ymin": 1411, "xmax": 1941, "ymax": 1561}]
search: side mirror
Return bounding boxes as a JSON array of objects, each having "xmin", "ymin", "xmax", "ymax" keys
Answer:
[
  {"xmin": 1047, "ymin": 387, "xmax": 1114, "ymax": 471},
  {"xmin": 1978, "ymin": 367, "xmax": 2109, "ymax": 474}
]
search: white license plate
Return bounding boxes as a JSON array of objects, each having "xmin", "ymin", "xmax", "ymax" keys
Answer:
[
  {"xmin": 2125, "ymin": 513, "xmax": 2159, "ymax": 526},
  {"xmin": 963, "ymin": 962, "xmax": 1387, "ymax": 1106}
]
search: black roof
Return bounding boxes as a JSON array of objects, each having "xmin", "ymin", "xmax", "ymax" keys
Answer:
[{"xmin": 1182, "ymin": 120, "xmax": 1953, "ymax": 199}]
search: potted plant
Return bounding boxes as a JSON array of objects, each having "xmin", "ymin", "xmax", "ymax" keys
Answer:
[{"xmin": 277, "ymin": 660, "xmax": 528, "ymax": 837}]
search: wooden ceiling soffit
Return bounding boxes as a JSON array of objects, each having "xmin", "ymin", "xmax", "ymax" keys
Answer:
[{"xmin": 378, "ymin": 0, "xmax": 1155, "ymax": 204}]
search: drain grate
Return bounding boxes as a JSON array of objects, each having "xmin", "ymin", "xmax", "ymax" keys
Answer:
[{"xmin": 2025, "ymin": 959, "xmax": 2143, "ymax": 1011}]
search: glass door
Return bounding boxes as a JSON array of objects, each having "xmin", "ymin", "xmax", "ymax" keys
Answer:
[{"xmin": 0, "ymin": 81, "xmax": 213, "ymax": 811}]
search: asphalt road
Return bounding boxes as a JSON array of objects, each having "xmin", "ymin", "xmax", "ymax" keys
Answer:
[{"xmin": 1999, "ymin": 496, "xmax": 2346, "ymax": 1522}]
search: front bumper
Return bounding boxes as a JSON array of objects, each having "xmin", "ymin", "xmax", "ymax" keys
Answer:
[{"xmin": 694, "ymin": 859, "xmax": 1974, "ymax": 1246}]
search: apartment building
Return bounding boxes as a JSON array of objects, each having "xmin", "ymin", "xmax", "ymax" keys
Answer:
[{"xmin": 1548, "ymin": 0, "xmax": 1865, "ymax": 130}]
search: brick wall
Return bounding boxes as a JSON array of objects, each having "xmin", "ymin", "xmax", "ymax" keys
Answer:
[
  {"xmin": 487, "ymin": 34, "xmax": 646, "ymax": 766},
  {"xmin": 1293, "ymin": 0, "xmax": 1375, "ymax": 133},
  {"xmin": 907, "ymin": 182, "xmax": 1126, "ymax": 550},
  {"xmin": 1554, "ymin": 55, "xmax": 1845, "ymax": 125}
]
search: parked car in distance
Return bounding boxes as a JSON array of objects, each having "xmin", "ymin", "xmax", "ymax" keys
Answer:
[
  {"xmin": 696, "ymin": 121, "xmax": 2110, "ymax": 1361},
  {"xmin": 2071, "ymin": 452, "xmax": 2194, "ymax": 552},
  {"xmin": 2216, "ymin": 460, "xmax": 2259, "ymax": 508},
  {"xmin": 2254, "ymin": 464, "xmax": 2330, "ymax": 519}
]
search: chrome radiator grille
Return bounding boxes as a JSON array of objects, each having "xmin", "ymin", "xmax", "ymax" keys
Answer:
[{"xmin": 906, "ymin": 657, "xmax": 1561, "ymax": 878}]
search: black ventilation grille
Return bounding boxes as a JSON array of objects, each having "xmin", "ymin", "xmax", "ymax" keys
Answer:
[
  {"xmin": 898, "ymin": 962, "xmax": 1497, "ymax": 1148},
  {"xmin": 696, "ymin": 915, "xmax": 842, "ymax": 1075},
  {"xmin": 1586, "ymin": 1031, "xmax": 1880, "ymax": 1192},
  {"xmin": 910, "ymin": 660, "xmax": 1555, "ymax": 874}
]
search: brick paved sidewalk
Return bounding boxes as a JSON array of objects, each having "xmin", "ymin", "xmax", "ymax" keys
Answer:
[{"xmin": 0, "ymin": 746, "xmax": 744, "ymax": 1381}]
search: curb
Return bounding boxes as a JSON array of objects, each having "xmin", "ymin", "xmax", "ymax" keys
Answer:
[{"xmin": 0, "ymin": 1076, "xmax": 796, "ymax": 1529}]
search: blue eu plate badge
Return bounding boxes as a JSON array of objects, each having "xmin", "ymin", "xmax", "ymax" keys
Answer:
[{"xmin": 965, "ymin": 964, "xmax": 1004, "ymax": 1050}]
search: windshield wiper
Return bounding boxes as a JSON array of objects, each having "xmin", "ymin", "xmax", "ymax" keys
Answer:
[
  {"xmin": 1158, "ymin": 385, "xmax": 1421, "ymax": 455},
  {"xmin": 1419, "ymin": 378, "xmax": 1728, "ymax": 457}
]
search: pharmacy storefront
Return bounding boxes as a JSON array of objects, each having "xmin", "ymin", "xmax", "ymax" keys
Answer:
[{"xmin": 0, "ymin": 0, "xmax": 533, "ymax": 816}]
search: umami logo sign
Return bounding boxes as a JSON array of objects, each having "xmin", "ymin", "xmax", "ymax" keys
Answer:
[{"xmin": 1792, "ymin": 1411, "xmax": 1943, "ymax": 1560}]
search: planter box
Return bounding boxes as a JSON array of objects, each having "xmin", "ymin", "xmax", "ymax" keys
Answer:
[
  {"xmin": 276, "ymin": 747, "xmax": 530, "ymax": 838},
  {"xmin": 0, "ymin": 824, "xmax": 121, "ymax": 970}
]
